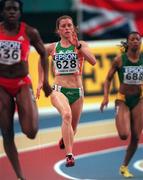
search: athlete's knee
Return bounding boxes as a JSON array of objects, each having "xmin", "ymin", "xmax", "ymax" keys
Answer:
[
  {"xmin": 119, "ymin": 133, "xmax": 128, "ymax": 140},
  {"xmin": 26, "ymin": 129, "xmax": 37, "ymax": 139},
  {"xmin": 22, "ymin": 127, "xmax": 38, "ymax": 139},
  {"xmin": 62, "ymin": 111, "xmax": 72, "ymax": 125}
]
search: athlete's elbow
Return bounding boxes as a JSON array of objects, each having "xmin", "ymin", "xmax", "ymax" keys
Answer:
[
  {"xmin": 91, "ymin": 59, "xmax": 96, "ymax": 66},
  {"xmin": 86, "ymin": 57, "xmax": 96, "ymax": 65}
]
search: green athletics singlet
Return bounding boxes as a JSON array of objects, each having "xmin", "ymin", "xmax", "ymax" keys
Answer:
[{"xmin": 53, "ymin": 42, "xmax": 84, "ymax": 76}]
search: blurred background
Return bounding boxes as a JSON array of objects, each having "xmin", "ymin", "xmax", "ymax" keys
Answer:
[{"xmin": 23, "ymin": 0, "xmax": 143, "ymax": 43}]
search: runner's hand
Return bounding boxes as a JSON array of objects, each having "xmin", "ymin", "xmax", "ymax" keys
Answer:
[
  {"xmin": 36, "ymin": 82, "xmax": 43, "ymax": 99},
  {"xmin": 42, "ymin": 81, "xmax": 52, "ymax": 97},
  {"xmin": 100, "ymin": 98, "xmax": 109, "ymax": 112},
  {"xmin": 67, "ymin": 31, "xmax": 80, "ymax": 48}
]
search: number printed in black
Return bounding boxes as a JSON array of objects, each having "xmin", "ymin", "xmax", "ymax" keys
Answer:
[
  {"xmin": 12, "ymin": 50, "xmax": 19, "ymax": 60},
  {"xmin": 132, "ymin": 73, "xmax": 138, "ymax": 80},
  {"xmin": 139, "ymin": 73, "xmax": 143, "ymax": 80},
  {"xmin": 3, "ymin": 49, "xmax": 10, "ymax": 59},
  {"xmin": 63, "ymin": 60, "xmax": 68, "ymax": 69},
  {"xmin": 126, "ymin": 73, "xmax": 132, "ymax": 80},
  {"xmin": 70, "ymin": 59, "xmax": 76, "ymax": 68},
  {"xmin": 56, "ymin": 60, "xmax": 62, "ymax": 69},
  {"xmin": 1, "ymin": 49, "xmax": 19, "ymax": 60}
]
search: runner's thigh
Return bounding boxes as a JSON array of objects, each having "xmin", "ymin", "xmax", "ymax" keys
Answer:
[
  {"xmin": 0, "ymin": 87, "xmax": 15, "ymax": 131},
  {"xmin": 131, "ymin": 99, "xmax": 143, "ymax": 136},
  {"xmin": 16, "ymin": 85, "xmax": 38, "ymax": 129},
  {"xmin": 50, "ymin": 91, "xmax": 71, "ymax": 115},
  {"xmin": 115, "ymin": 101, "xmax": 130, "ymax": 136}
]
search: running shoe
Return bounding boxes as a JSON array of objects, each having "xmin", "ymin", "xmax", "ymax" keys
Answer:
[
  {"xmin": 59, "ymin": 138, "xmax": 65, "ymax": 149},
  {"xmin": 65, "ymin": 154, "xmax": 75, "ymax": 167},
  {"xmin": 119, "ymin": 165, "xmax": 134, "ymax": 178}
]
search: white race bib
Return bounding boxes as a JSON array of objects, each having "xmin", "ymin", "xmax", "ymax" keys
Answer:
[
  {"xmin": 123, "ymin": 66, "xmax": 143, "ymax": 84},
  {"xmin": 54, "ymin": 52, "xmax": 79, "ymax": 74},
  {"xmin": 0, "ymin": 40, "xmax": 21, "ymax": 65}
]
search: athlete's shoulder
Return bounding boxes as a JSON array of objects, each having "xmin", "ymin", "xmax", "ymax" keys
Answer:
[
  {"xmin": 113, "ymin": 54, "xmax": 123, "ymax": 68},
  {"xmin": 25, "ymin": 23, "xmax": 39, "ymax": 35},
  {"xmin": 115, "ymin": 54, "xmax": 122, "ymax": 60},
  {"xmin": 45, "ymin": 42, "xmax": 56, "ymax": 55}
]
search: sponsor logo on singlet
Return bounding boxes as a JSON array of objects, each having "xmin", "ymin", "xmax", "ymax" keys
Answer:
[{"xmin": 18, "ymin": 36, "xmax": 25, "ymax": 41}]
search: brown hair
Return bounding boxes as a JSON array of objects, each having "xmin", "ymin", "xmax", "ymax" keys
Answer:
[
  {"xmin": 56, "ymin": 15, "xmax": 73, "ymax": 29},
  {"xmin": 55, "ymin": 15, "xmax": 78, "ymax": 33}
]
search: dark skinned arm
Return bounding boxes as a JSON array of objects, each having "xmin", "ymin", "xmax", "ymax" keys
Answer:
[
  {"xmin": 100, "ymin": 56, "xmax": 121, "ymax": 112},
  {"xmin": 26, "ymin": 25, "xmax": 52, "ymax": 97}
]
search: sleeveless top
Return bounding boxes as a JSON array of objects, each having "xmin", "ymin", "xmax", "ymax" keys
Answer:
[
  {"xmin": 0, "ymin": 22, "xmax": 30, "ymax": 65},
  {"xmin": 118, "ymin": 53, "xmax": 143, "ymax": 85},
  {"xmin": 52, "ymin": 42, "xmax": 84, "ymax": 75}
]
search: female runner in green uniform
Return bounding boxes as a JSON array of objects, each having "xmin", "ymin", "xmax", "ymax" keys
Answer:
[
  {"xmin": 100, "ymin": 31, "xmax": 143, "ymax": 178},
  {"xmin": 37, "ymin": 15, "xmax": 96, "ymax": 167}
]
